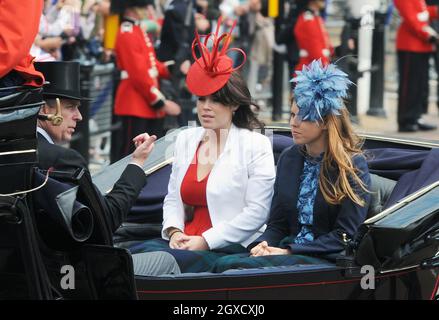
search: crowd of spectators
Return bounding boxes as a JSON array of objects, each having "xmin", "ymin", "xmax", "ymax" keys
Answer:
[{"xmin": 32, "ymin": 0, "xmax": 274, "ymax": 95}]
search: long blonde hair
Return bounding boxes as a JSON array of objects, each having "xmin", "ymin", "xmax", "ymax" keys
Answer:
[{"xmin": 319, "ymin": 108, "xmax": 369, "ymax": 207}]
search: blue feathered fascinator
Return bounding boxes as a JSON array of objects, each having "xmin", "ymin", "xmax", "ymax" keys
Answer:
[{"xmin": 291, "ymin": 59, "xmax": 352, "ymax": 122}]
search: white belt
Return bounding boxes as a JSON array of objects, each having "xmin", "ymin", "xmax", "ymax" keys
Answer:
[
  {"xmin": 121, "ymin": 70, "xmax": 129, "ymax": 79},
  {"xmin": 299, "ymin": 49, "xmax": 308, "ymax": 58},
  {"xmin": 299, "ymin": 49, "xmax": 330, "ymax": 58},
  {"xmin": 120, "ymin": 69, "xmax": 159, "ymax": 80},
  {"xmin": 417, "ymin": 10, "xmax": 429, "ymax": 22}
]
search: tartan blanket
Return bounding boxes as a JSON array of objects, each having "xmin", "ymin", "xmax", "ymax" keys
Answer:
[
  {"xmin": 128, "ymin": 238, "xmax": 246, "ymax": 273},
  {"xmin": 129, "ymin": 238, "xmax": 329, "ymax": 273},
  {"xmin": 210, "ymin": 253, "xmax": 330, "ymax": 273}
]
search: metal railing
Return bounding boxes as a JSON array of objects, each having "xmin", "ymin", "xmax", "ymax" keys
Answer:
[{"xmin": 71, "ymin": 63, "xmax": 119, "ymax": 168}]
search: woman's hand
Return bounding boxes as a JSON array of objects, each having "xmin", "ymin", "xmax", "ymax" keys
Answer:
[
  {"xmin": 179, "ymin": 236, "xmax": 209, "ymax": 251},
  {"xmin": 250, "ymin": 241, "xmax": 270, "ymax": 257},
  {"xmin": 169, "ymin": 231, "xmax": 189, "ymax": 249},
  {"xmin": 250, "ymin": 241, "xmax": 291, "ymax": 257},
  {"xmin": 169, "ymin": 233, "xmax": 209, "ymax": 251},
  {"xmin": 264, "ymin": 247, "xmax": 291, "ymax": 256}
]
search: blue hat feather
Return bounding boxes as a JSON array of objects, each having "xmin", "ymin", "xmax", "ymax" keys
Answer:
[{"xmin": 291, "ymin": 59, "xmax": 352, "ymax": 122}]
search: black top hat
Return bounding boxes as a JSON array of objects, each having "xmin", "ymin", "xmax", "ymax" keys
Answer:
[
  {"xmin": 110, "ymin": 0, "xmax": 152, "ymax": 14},
  {"xmin": 126, "ymin": 0, "xmax": 153, "ymax": 7},
  {"xmin": 34, "ymin": 61, "xmax": 89, "ymax": 101}
]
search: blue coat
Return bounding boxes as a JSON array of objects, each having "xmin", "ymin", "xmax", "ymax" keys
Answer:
[{"xmin": 253, "ymin": 144, "xmax": 371, "ymax": 256}]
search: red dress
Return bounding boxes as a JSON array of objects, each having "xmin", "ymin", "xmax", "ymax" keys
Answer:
[{"xmin": 180, "ymin": 144, "xmax": 213, "ymax": 236}]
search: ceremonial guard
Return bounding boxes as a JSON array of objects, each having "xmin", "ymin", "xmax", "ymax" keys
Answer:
[
  {"xmin": 293, "ymin": 0, "xmax": 333, "ymax": 72},
  {"xmin": 113, "ymin": 0, "xmax": 180, "ymax": 156},
  {"xmin": 394, "ymin": 0, "xmax": 439, "ymax": 132}
]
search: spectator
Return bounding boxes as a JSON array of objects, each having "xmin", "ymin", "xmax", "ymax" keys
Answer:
[
  {"xmin": 32, "ymin": 0, "xmax": 80, "ymax": 61},
  {"xmin": 156, "ymin": 0, "xmax": 197, "ymax": 126},
  {"xmin": 0, "ymin": 0, "xmax": 45, "ymax": 94},
  {"xmin": 247, "ymin": 0, "xmax": 274, "ymax": 96}
]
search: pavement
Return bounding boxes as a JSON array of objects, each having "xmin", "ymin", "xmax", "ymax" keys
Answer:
[{"xmin": 356, "ymin": 91, "xmax": 439, "ymax": 141}]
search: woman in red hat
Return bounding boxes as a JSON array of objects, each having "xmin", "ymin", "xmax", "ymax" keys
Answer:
[{"xmin": 129, "ymin": 18, "xmax": 276, "ymax": 276}]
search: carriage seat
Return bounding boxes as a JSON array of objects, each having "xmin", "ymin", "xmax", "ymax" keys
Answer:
[
  {"xmin": 272, "ymin": 133, "xmax": 294, "ymax": 163},
  {"xmin": 0, "ymin": 86, "xmax": 43, "ymax": 108},
  {"xmin": 367, "ymin": 173, "xmax": 396, "ymax": 219},
  {"xmin": 114, "ymin": 135, "xmax": 397, "ymax": 248},
  {"xmin": 271, "ymin": 134, "xmax": 396, "ymax": 219}
]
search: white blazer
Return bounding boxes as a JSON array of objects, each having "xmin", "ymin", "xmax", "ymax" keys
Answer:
[{"xmin": 162, "ymin": 124, "xmax": 276, "ymax": 249}]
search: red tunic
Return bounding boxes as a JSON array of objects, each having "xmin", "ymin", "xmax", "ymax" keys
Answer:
[
  {"xmin": 114, "ymin": 19, "xmax": 170, "ymax": 119},
  {"xmin": 180, "ymin": 144, "xmax": 212, "ymax": 236},
  {"xmin": 0, "ymin": 0, "xmax": 44, "ymax": 86},
  {"xmin": 293, "ymin": 10, "xmax": 333, "ymax": 72},
  {"xmin": 394, "ymin": 0, "xmax": 439, "ymax": 53}
]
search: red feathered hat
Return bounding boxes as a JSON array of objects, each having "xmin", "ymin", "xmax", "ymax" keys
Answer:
[{"xmin": 186, "ymin": 17, "xmax": 247, "ymax": 97}]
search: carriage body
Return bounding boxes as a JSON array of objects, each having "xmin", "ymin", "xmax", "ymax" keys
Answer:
[
  {"xmin": 1, "ymin": 118, "xmax": 439, "ymax": 300},
  {"xmin": 97, "ymin": 126, "xmax": 439, "ymax": 300}
]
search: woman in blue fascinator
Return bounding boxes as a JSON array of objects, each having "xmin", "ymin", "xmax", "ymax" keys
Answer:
[{"xmin": 212, "ymin": 60, "xmax": 372, "ymax": 271}]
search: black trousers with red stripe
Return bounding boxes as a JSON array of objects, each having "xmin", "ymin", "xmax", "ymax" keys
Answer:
[
  {"xmin": 119, "ymin": 116, "xmax": 165, "ymax": 158},
  {"xmin": 397, "ymin": 51, "xmax": 430, "ymax": 127}
]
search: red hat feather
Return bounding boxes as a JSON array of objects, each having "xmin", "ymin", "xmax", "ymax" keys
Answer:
[{"xmin": 186, "ymin": 17, "xmax": 247, "ymax": 96}]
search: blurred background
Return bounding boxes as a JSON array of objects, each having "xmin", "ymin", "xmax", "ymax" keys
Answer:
[{"xmin": 31, "ymin": 0, "xmax": 439, "ymax": 172}]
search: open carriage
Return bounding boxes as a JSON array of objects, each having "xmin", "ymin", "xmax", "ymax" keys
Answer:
[
  {"xmin": 1, "ymin": 87, "xmax": 438, "ymax": 299},
  {"xmin": 101, "ymin": 126, "xmax": 439, "ymax": 300},
  {"xmin": 99, "ymin": 127, "xmax": 439, "ymax": 299}
]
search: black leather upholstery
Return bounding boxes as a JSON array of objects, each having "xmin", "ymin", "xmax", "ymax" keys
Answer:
[{"xmin": 367, "ymin": 174, "xmax": 397, "ymax": 219}]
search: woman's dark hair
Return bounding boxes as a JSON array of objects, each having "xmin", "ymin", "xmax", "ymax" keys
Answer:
[
  {"xmin": 296, "ymin": 0, "xmax": 324, "ymax": 13},
  {"xmin": 210, "ymin": 72, "xmax": 264, "ymax": 130},
  {"xmin": 295, "ymin": 0, "xmax": 311, "ymax": 13}
]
